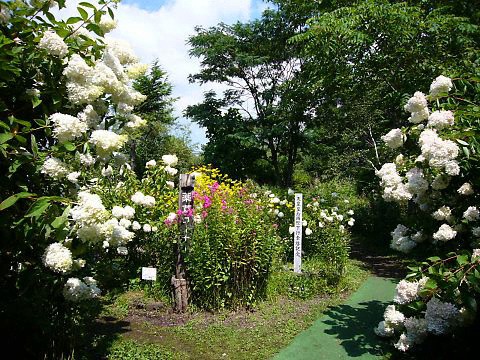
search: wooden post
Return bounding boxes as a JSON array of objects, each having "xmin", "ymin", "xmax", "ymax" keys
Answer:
[{"xmin": 172, "ymin": 173, "xmax": 195, "ymax": 312}]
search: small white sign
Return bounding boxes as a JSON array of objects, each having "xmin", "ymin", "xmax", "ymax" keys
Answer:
[
  {"xmin": 294, "ymin": 193, "xmax": 303, "ymax": 273},
  {"xmin": 141, "ymin": 267, "xmax": 157, "ymax": 281}
]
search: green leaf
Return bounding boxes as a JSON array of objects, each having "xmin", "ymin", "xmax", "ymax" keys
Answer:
[
  {"xmin": 457, "ymin": 139, "xmax": 469, "ymax": 146},
  {"xmin": 457, "ymin": 254, "xmax": 469, "ymax": 266},
  {"xmin": 424, "ymin": 278, "xmax": 437, "ymax": 290},
  {"xmin": 0, "ymin": 132, "xmax": 13, "ymax": 144},
  {"xmin": 78, "ymin": 7, "xmax": 88, "ymax": 20},
  {"xmin": 31, "ymin": 97, "xmax": 42, "ymax": 108},
  {"xmin": 427, "ymin": 256, "xmax": 441, "ymax": 262},
  {"xmin": 0, "ymin": 192, "xmax": 35, "ymax": 211},
  {"xmin": 31, "ymin": 134, "xmax": 38, "ymax": 157},
  {"xmin": 79, "ymin": 2, "xmax": 97, "ymax": 9},
  {"xmin": 51, "ymin": 205, "xmax": 70, "ymax": 229},
  {"xmin": 66, "ymin": 16, "xmax": 83, "ymax": 25},
  {"xmin": 463, "ymin": 147, "xmax": 470, "ymax": 158},
  {"xmin": 63, "ymin": 142, "xmax": 76, "ymax": 151},
  {"xmin": 25, "ymin": 197, "xmax": 52, "ymax": 218},
  {"xmin": 108, "ymin": 7, "xmax": 114, "ymax": 19}
]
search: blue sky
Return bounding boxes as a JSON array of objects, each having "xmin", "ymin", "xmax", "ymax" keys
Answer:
[{"xmin": 109, "ymin": 0, "xmax": 272, "ymax": 150}]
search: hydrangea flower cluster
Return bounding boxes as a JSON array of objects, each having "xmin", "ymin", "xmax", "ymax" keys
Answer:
[
  {"xmin": 376, "ymin": 75, "xmax": 480, "ymax": 351},
  {"xmin": 63, "ymin": 277, "xmax": 101, "ymax": 302},
  {"xmin": 42, "ymin": 243, "xmax": 73, "ymax": 274}
]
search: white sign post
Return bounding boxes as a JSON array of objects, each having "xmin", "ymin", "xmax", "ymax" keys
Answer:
[
  {"xmin": 141, "ymin": 267, "xmax": 157, "ymax": 281},
  {"xmin": 294, "ymin": 193, "xmax": 303, "ymax": 273}
]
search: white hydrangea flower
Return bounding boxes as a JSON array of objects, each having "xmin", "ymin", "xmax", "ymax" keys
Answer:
[
  {"xmin": 431, "ymin": 174, "xmax": 450, "ymax": 190},
  {"xmin": 146, "ymin": 160, "xmax": 156, "ymax": 168},
  {"xmin": 80, "ymin": 153, "xmax": 95, "ymax": 167},
  {"xmin": 98, "ymin": 17, "xmax": 117, "ymax": 33},
  {"xmin": 458, "ymin": 183, "xmax": 474, "ymax": 196},
  {"xmin": 394, "ymin": 279, "xmax": 424, "ymax": 304},
  {"xmin": 105, "ymin": 38, "xmax": 138, "ymax": 65},
  {"xmin": 112, "ymin": 205, "xmax": 135, "ymax": 219},
  {"xmin": 90, "ymin": 130, "xmax": 128, "ymax": 158},
  {"xmin": 432, "ymin": 206, "xmax": 452, "ymax": 222},
  {"xmin": 384, "ymin": 305, "xmax": 405, "ymax": 329},
  {"xmin": 125, "ymin": 114, "xmax": 147, "ymax": 129},
  {"xmin": 42, "ymin": 157, "xmax": 69, "ymax": 179},
  {"xmin": 403, "ymin": 317, "xmax": 428, "ymax": 345},
  {"xmin": 126, "ymin": 63, "xmax": 149, "ymax": 79},
  {"xmin": 63, "ymin": 277, "xmax": 101, "ymax": 302},
  {"xmin": 66, "ymin": 81, "xmax": 103, "ymax": 105},
  {"xmin": 425, "ymin": 297, "xmax": 459, "ymax": 335},
  {"xmin": 42, "ymin": 243, "xmax": 73, "ymax": 274},
  {"xmin": 433, "ymin": 224, "xmax": 457, "ymax": 242},
  {"xmin": 463, "ymin": 206, "xmax": 480, "ymax": 222},
  {"xmin": 408, "ymin": 107, "xmax": 430, "ymax": 124},
  {"xmin": 287, "ymin": 188, "xmax": 294, "ymax": 195},
  {"xmin": 406, "ymin": 168, "xmax": 429, "ymax": 195},
  {"xmin": 390, "ymin": 224, "xmax": 416, "ymax": 253},
  {"xmin": 394, "ymin": 333, "xmax": 413, "ymax": 352},
  {"xmin": 419, "ymin": 129, "xmax": 459, "ymax": 170},
  {"xmin": 472, "ymin": 249, "xmax": 480, "ymax": 260},
  {"xmin": 444, "ymin": 161, "xmax": 460, "ymax": 176},
  {"xmin": 166, "ymin": 181, "xmax": 175, "ymax": 189},
  {"xmin": 162, "ymin": 154, "xmax": 178, "ymax": 167},
  {"xmin": 70, "ymin": 191, "xmax": 108, "ymax": 227},
  {"xmin": 288, "ymin": 226, "xmax": 295, "ymax": 235},
  {"xmin": 131, "ymin": 191, "xmax": 156, "ymax": 207},
  {"xmin": 63, "ymin": 54, "xmax": 92, "ymax": 82},
  {"xmin": 164, "ymin": 166, "xmax": 178, "ymax": 176},
  {"xmin": 77, "ymin": 105, "xmax": 101, "ymax": 128},
  {"xmin": 91, "ymin": 61, "xmax": 122, "ymax": 93},
  {"xmin": 429, "ymin": 75, "xmax": 453, "ymax": 100},
  {"xmin": 143, "ymin": 224, "xmax": 152, "ymax": 233},
  {"xmin": 50, "ymin": 113, "xmax": 88, "ymax": 143},
  {"xmin": 305, "ymin": 228, "xmax": 312, "ymax": 236},
  {"xmin": 117, "ymin": 246, "xmax": 128, "ymax": 256},
  {"xmin": 404, "ymin": 92, "xmax": 429, "ymax": 123},
  {"xmin": 119, "ymin": 218, "xmax": 131, "ymax": 228},
  {"xmin": 101, "ymin": 165, "xmax": 113, "ymax": 177},
  {"xmin": 132, "ymin": 221, "xmax": 141, "ymax": 230},
  {"xmin": 105, "ymin": 219, "xmax": 135, "ymax": 245},
  {"xmin": 381, "ymin": 128, "xmax": 405, "ymax": 149},
  {"xmin": 67, "ymin": 171, "xmax": 81, "ymax": 184},
  {"xmin": 427, "ymin": 110, "xmax": 454, "ymax": 129},
  {"xmin": 38, "ymin": 30, "xmax": 68, "ymax": 58}
]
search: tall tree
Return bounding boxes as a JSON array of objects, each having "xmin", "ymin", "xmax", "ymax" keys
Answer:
[
  {"xmin": 131, "ymin": 62, "xmax": 197, "ymax": 173},
  {"xmin": 186, "ymin": 8, "xmax": 314, "ymax": 186}
]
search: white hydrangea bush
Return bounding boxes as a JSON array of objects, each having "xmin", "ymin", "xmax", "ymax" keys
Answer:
[
  {"xmin": 374, "ymin": 75, "xmax": 480, "ymax": 351},
  {"xmin": 0, "ymin": 1, "xmax": 182, "ymax": 306}
]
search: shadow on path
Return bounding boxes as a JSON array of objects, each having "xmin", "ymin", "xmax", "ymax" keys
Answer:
[{"xmin": 322, "ymin": 300, "xmax": 390, "ymax": 357}]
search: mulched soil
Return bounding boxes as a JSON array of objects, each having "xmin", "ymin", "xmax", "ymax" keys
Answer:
[{"xmin": 349, "ymin": 238, "xmax": 408, "ymax": 279}]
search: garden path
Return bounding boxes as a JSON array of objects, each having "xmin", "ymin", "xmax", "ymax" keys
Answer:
[{"xmin": 273, "ymin": 276, "xmax": 396, "ymax": 360}]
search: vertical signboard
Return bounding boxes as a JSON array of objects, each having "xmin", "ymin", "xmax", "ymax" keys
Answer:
[{"xmin": 294, "ymin": 193, "xmax": 302, "ymax": 273}]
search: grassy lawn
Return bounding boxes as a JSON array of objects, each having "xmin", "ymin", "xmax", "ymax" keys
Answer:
[{"xmin": 80, "ymin": 260, "xmax": 370, "ymax": 359}]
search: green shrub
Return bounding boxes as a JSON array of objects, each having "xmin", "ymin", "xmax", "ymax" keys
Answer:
[{"xmin": 184, "ymin": 168, "xmax": 280, "ymax": 309}]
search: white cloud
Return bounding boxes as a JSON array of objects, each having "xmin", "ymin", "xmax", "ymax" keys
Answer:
[
  {"xmin": 54, "ymin": 0, "xmax": 256, "ymax": 149},
  {"xmin": 111, "ymin": 0, "xmax": 253, "ymax": 148}
]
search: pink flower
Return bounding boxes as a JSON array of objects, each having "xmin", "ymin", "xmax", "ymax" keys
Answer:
[
  {"xmin": 203, "ymin": 195, "xmax": 212, "ymax": 209},
  {"xmin": 208, "ymin": 182, "xmax": 219, "ymax": 193}
]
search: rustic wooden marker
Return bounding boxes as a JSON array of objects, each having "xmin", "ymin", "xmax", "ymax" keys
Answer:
[
  {"xmin": 294, "ymin": 193, "xmax": 303, "ymax": 273},
  {"xmin": 172, "ymin": 173, "xmax": 195, "ymax": 312}
]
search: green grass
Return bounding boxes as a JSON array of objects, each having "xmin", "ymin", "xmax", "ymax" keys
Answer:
[{"xmin": 93, "ymin": 260, "xmax": 369, "ymax": 360}]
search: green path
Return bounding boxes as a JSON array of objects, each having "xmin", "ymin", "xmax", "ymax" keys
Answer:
[{"xmin": 274, "ymin": 276, "xmax": 397, "ymax": 360}]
